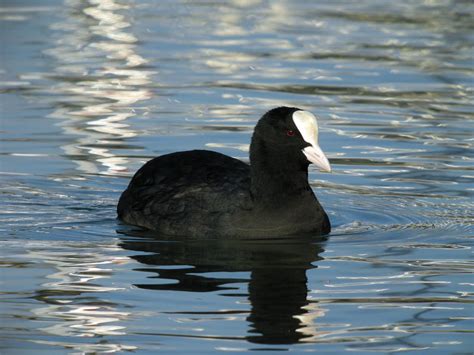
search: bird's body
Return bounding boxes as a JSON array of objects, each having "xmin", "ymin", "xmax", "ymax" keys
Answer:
[{"xmin": 118, "ymin": 107, "xmax": 331, "ymax": 238}]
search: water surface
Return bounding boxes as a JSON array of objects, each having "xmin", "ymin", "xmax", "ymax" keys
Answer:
[{"xmin": 1, "ymin": 0, "xmax": 473, "ymax": 353}]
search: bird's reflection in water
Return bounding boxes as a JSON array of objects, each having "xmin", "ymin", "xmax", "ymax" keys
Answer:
[{"xmin": 119, "ymin": 231, "xmax": 326, "ymax": 345}]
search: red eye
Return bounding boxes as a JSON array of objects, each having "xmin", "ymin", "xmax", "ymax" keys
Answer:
[{"xmin": 286, "ymin": 130, "xmax": 295, "ymax": 137}]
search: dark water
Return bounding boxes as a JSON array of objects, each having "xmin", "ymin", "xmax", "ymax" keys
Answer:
[{"xmin": 1, "ymin": 0, "xmax": 473, "ymax": 353}]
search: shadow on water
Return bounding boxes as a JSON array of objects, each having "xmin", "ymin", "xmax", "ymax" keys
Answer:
[{"xmin": 118, "ymin": 230, "xmax": 327, "ymax": 345}]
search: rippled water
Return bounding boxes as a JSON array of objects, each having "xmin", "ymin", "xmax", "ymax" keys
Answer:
[{"xmin": 1, "ymin": 0, "xmax": 473, "ymax": 353}]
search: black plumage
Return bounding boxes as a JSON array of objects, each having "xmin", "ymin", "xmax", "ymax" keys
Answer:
[{"xmin": 117, "ymin": 107, "xmax": 331, "ymax": 238}]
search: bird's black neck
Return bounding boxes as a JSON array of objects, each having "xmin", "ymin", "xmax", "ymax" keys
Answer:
[{"xmin": 249, "ymin": 136, "xmax": 313, "ymax": 206}]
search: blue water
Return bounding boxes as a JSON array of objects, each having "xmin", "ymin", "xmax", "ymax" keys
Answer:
[{"xmin": 1, "ymin": 0, "xmax": 473, "ymax": 353}]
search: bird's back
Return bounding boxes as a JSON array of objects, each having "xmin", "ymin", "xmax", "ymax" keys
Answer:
[{"xmin": 117, "ymin": 150, "xmax": 251, "ymax": 237}]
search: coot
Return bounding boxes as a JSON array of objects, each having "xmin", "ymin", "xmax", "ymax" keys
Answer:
[{"xmin": 118, "ymin": 107, "xmax": 331, "ymax": 238}]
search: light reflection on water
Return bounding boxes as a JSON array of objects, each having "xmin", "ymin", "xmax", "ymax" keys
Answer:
[
  {"xmin": 0, "ymin": 0, "xmax": 473, "ymax": 353},
  {"xmin": 42, "ymin": 0, "xmax": 154, "ymax": 174}
]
